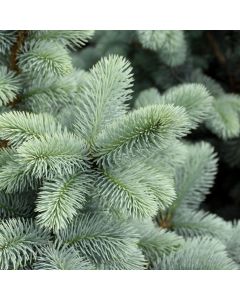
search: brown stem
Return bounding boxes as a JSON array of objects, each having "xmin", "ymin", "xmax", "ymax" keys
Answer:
[
  {"xmin": 0, "ymin": 140, "xmax": 9, "ymax": 148},
  {"xmin": 8, "ymin": 30, "xmax": 29, "ymax": 108},
  {"xmin": 158, "ymin": 212, "xmax": 172, "ymax": 229},
  {"xmin": 9, "ymin": 30, "xmax": 29, "ymax": 73}
]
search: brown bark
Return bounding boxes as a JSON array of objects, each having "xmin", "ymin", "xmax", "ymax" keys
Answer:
[
  {"xmin": 9, "ymin": 30, "xmax": 29, "ymax": 73},
  {"xmin": 8, "ymin": 30, "xmax": 29, "ymax": 107}
]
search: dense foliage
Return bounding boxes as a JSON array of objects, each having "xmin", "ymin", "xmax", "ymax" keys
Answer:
[{"xmin": 0, "ymin": 30, "xmax": 239, "ymax": 270}]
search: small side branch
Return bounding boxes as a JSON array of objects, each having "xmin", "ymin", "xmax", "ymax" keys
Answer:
[
  {"xmin": 9, "ymin": 30, "xmax": 29, "ymax": 73},
  {"xmin": 8, "ymin": 30, "xmax": 29, "ymax": 107}
]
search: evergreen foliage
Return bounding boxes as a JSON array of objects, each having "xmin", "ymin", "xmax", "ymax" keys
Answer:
[
  {"xmin": 0, "ymin": 30, "xmax": 239, "ymax": 270},
  {"xmin": 156, "ymin": 237, "xmax": 238, "ymax": 270},
  {"xmin": 0, "ymin": 66, "xmax": 20, "ymax": 106}
]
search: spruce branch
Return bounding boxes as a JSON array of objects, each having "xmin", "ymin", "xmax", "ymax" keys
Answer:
[
  {"xmin": 73, "ymin": 55, "xmax": 133, "ymax": 145},
  {"xmin": 0, "ymin": 111, "xmax": 63, "ymax": 147},
  {"xmin": 9, "ymin": 30, "xmax": 29, "ymax": 73},
  {"xmin": 157, "ymin": 237, "xmax": 238, "ymax": 270},
  {"xmin": 18, "ymin": 40, "xmax": 73, "ymax": 77},
  {"xmin": 94, "ymin": 164, "xmax": 160, "ymax": 219},
  {"xmin": 34, "ymin": 242, "xmax": 94, "ymax": 270},
  {"xmin": 36, "ymin": 172, "xmax": 92, "ymax": 231},
  {"xmin": 8, "ymin": 30, "xmax": 28, "ymax": 108},
  {"xmin": 57, "ymin": 213, "xmax": 146, "ymax": 269},
  {"xmin": 136, "ymin": 220, "xmax": 183, "ymax": 266},
  {"xmin": 0, "ymin": 218, "xmax": 49, "ymax": 269},
  {"xmin": 0, "ymin": 192, "xmax": 34, "ymax": 218},
  {"xmin": 15, "ymin": 132, "xmax": 88, "ymax": 179},
  {"xmin": 172, "ymin": 142, "xmax": 218, "ymax": 213},
  {"xmin": 172, "ymin": 209, "xmax": 232, "ymax": 242},
  {"xmin": 0, "ymin": 66, "xmax": 21, "ymax": 107},
  {"xmin": 94, "ymin": 104, "xmax": 190, "ymax": 167},
  {"xmin": 0, "ymin": 31, "xmax": 17, "ymax": 55}
]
